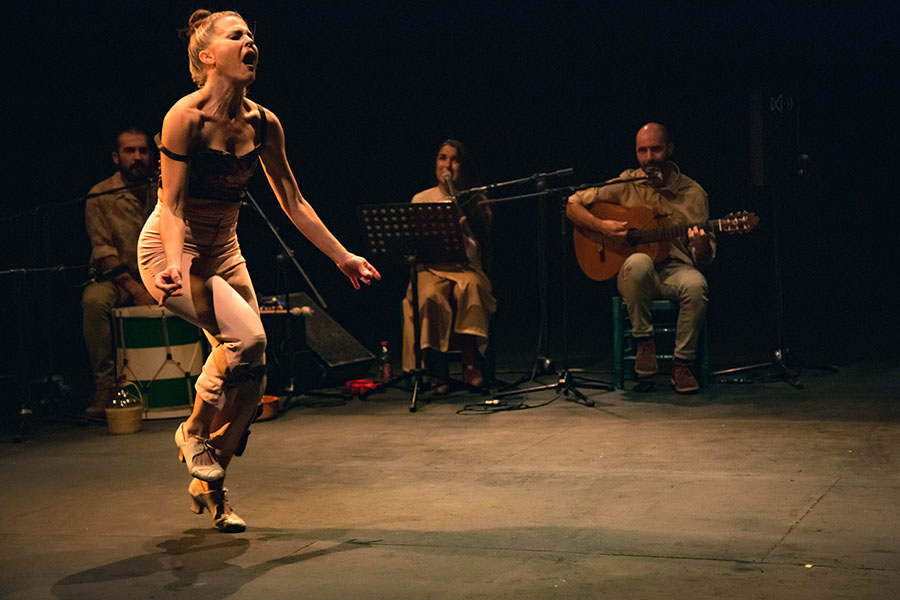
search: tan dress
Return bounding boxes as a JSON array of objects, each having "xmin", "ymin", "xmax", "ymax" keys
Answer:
[{"xmin": 401, "ymin": 187, "xmax": 496, "ymax": 372}]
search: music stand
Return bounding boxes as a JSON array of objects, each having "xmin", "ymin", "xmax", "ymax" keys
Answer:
[{"xmin": 355, "ymin": 202, "xmax": 469, "ymax": 412}]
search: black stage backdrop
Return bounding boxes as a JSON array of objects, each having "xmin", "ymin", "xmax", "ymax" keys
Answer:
[{"xmin": 3, "ymin": 1, "xmax": 897, "ymax": 393}]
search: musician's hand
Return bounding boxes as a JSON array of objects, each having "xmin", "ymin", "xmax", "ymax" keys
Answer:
[
  {"xmin": 154, "ymin": 265, "xmax": 183, "ymax": 305},
  {"xmin": 597, "ymin": 218, "xmax": 628, "ymax": 238},
  {"xmin": 337, "ymin": 253, "xmax": 381, "ymax": 290},
  {"xmin": 688, "ymin": 226, "xmax": 712, "ymax": 262}
]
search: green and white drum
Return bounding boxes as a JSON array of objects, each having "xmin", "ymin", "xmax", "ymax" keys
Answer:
[{"xmin": 113, "ymin": 305, "xmax": 204, "ymax": 420}]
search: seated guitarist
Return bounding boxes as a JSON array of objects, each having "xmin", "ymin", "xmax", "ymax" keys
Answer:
[{"xmin": 566, "ymin": 123, "xmax": 714, "ymax": 393}]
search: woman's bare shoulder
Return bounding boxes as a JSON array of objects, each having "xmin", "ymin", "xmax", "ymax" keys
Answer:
[
  {"xmin": 244, "ymin": 100, "xmax": 285, "ymax": 151},
  {"xmin": 244, "ymin": 98, "xmax": 282, "ymax": 126},
  {"xmin": 161, "ymin": 94, "xmax": 204, "ymax": 147},
  {"xmin": 165, "ymin": 93, "xmax": 204, "ymax": 126}
]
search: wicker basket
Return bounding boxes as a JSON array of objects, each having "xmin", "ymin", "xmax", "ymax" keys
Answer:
[{"xmin": 105, "ymin": 405, "xmax": 143, "ymax": 434}]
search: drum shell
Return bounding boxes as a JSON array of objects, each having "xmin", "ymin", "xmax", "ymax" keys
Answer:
[{"xmin": 113, "ymin": 305, "xmax": 203, "ymax": 419}]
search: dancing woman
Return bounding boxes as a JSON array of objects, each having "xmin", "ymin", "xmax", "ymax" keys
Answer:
[{"xmin": 138, "ymin": 9, "xmax": 379, "ymax": 532}]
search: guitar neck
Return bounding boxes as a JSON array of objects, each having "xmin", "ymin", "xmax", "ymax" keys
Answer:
[{"xmin": 633, "ymin": 218, "xmax": 723, "ymax": 244}]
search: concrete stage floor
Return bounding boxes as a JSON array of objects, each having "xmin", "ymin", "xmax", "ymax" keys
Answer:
[{"xmin": 1, "ymin": 357, "xmax": 898, "ymax": 599}]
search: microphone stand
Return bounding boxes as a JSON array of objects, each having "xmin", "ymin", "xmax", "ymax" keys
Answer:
[
  {"xmin": 710, "ymin": 163, "xmax": 837, "ymax": 388},
  {"xmin": 455, "ymin": 168, "xmax": 575, "ymax": 200},
  {"xmin": 486, "ymin": 178, "xmax": 641, "ymax": 405},
  {"xmin": 1, "ymin": 264, "xmax": 91, "ymax": 440},
  {"xmin": 1, "ymin": 176, "xmax": 159, "ymax": 225},
  {"xmin": 0, "ymin": 175, "xmax": 156, "ymax": 439},
  {"xmin": 478, "ymin": 176, "xmax": 652, "ymax": 208},
  {"xmin": 242, "ymin": 191, "xmax": 332, "ymax": 402},
  {"xmin": 480, "ymin": 174, "xmax": 651, "ymax": 394},
  {"xmin": 242, "ymin": 190, "xmax": 328, "ymax": 309},
  {"xmin": 452, "ymin": 169, "xmax": 577, "ymax": 389}
]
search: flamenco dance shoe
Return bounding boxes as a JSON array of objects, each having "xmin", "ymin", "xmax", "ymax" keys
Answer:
[
  {"xmin": 175, "ymin": 422, "xmax": 224, "ymax": 482},
  {"xmin": 188, "ymin": 478, "xmax": 246, "ymax": 533}
]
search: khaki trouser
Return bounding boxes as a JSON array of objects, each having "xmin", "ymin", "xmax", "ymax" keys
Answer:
[
  {"xmin": 82, "ymin": 281, "xmax": 131, "ymax": 392},
  {"xmin": 617, "ymin": 253, "xmax": 708, "ymax": 361}
]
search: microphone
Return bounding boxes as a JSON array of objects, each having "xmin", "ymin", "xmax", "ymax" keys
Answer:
[
  {"xmin": 442, "ymin": 172, "xmax": 457, "ymax": 197},
  {"xmin": 644, "ymin": 167, "xmax": 663, "ymax": 186},
  {"xmin": 442, "ymin": 171, "xmax": 476, "ymax": 236}
]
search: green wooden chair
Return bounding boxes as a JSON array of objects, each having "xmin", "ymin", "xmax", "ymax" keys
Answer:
[{"xmin": 611, "ymin": 296, "xmax": 709, "ymax": 389}]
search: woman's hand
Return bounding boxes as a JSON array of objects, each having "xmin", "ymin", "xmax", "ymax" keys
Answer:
[
  {"xmin": 155, "ymin": 264, "xmax": 183, "ymax": 305},
  {"xmin": 459, "ymin": 215, "xmax": 479, "ymax": 254},
  {"xmin": 337, "ymin": 254, "xmax": 381, "ymax": 290}
]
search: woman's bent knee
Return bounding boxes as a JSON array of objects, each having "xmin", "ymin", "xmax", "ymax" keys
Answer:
[{"xmin": 242, "ymin": 330, "xmax": 267, "ymax": 367}]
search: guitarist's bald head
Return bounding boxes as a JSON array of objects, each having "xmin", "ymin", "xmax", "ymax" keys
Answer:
[{"xmin": 637, "ymin": 122, "xmax": 671, "ymax": 146}]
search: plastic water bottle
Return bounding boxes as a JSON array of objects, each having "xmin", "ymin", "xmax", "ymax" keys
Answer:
[{"xmin": 378, "ymin": 340, "xmax": 392, "ymax": 381}]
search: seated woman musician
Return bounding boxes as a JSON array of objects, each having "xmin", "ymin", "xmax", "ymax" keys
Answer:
[{"xmin": 402, "ymin": 139, "xmax": 496, "ymax": 394}]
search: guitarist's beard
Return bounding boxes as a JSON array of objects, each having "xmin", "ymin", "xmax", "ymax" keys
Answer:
[{"xmin": 644, "ymin": 166, "xmax": 664, "ymax": 187}]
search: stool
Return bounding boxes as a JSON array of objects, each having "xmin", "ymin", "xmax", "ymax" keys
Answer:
[{"xmin": 611, "ymin": 296, "xmax": 709, "ymax": 389}]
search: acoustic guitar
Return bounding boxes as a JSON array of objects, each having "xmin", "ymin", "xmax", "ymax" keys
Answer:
[{"xmin": 572, "ymin": 202, "xmax": 759, "ymax": 281}]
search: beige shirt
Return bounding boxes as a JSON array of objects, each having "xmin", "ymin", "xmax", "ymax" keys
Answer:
[
  {"xmin": 85, "ymin": 171, "xmax": 157, "ymax": 276},
  {"xmin": 568, "ymin": 162, "xmax": 715, "ymax": 266}
]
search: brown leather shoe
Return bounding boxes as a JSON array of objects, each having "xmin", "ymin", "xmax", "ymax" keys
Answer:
[
  {"xmin": 85, "ymin": 388, "xmax": 114, "ymax": 418},
  {"xmin": 460, "ymin": 334, "xmax": 485, "ymax": 387},
  {"xmin": 430, "ymin": 377, "xmax": 450, "ymax": 396},
  {"xmin": 671, "ymin": 359, "xmax": 700, "ymax": 393},
  {"xmin": 463, "ymin": 365, "xmax": 484, "ymax": 388},
  {"xmin": 634, "ymin": 337, "xmax": 658, "ymax": 377}
]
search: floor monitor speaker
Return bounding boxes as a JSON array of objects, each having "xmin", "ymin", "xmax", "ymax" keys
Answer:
[{"xmin": 260, "ymin": 292, "xmax": 374, "ymax": 393}]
